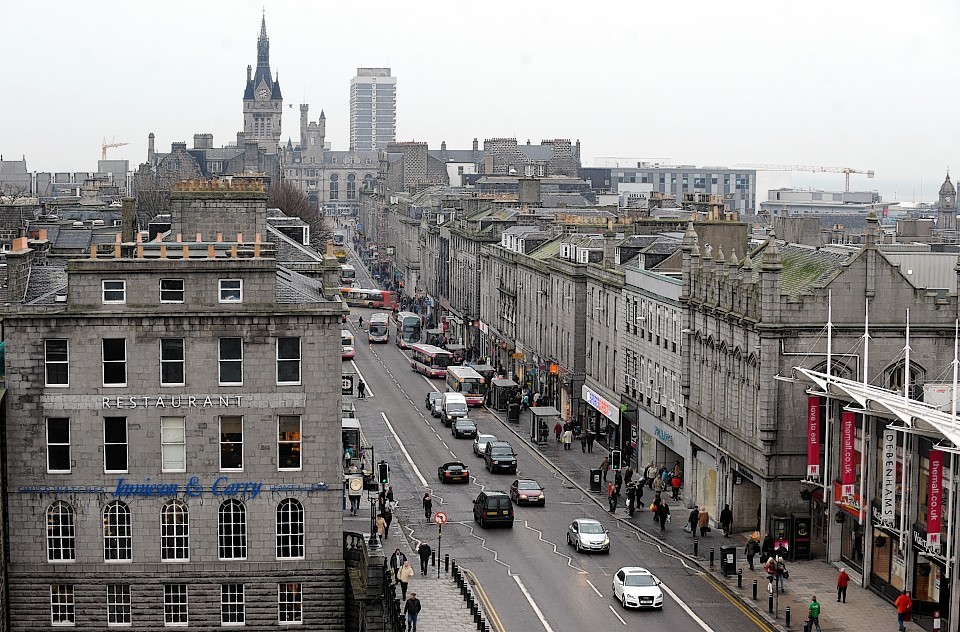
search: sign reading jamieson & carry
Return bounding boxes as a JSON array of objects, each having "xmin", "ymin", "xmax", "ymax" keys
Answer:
[{"xmin": 16, "ymin": 476, "xmax": 332, "ymax": 499}]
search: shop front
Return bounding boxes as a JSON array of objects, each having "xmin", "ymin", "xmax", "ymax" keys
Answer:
[
  {"xmin": 636, "ymin": 407, "xmax": 687, "ymax": 478},
  {"xmin": 728, "ymin": 459, "xmax": 763, "ymax": 533},
  {"xmin": 581, "ymin": 384, "xmax": 620, "ymax": 449},
  {"xmin": 691, "ymin": 438, "xmax": 718, "ymax": 519}
]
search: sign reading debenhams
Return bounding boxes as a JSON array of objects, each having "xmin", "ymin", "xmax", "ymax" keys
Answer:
[{"xmin": 101, "ymin": 395, "xmax": 244, "ymax": 409}]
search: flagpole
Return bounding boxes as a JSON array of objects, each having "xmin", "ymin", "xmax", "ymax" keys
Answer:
[
  {"xmin": 823, "ymin": 290, "xmax": 833, "ymax": 498},
  {"xmin": 858, "ymin": 299, "xmax": 869, "ymax": 523}
]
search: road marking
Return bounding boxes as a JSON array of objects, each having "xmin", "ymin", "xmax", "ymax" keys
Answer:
[
  {"xmin": 659, "ymin": 581, "xmax": 713, "ymax": 631},
  {"xmin": 350, "ymin": 359, "xmax": 373, "ymax": 397},
  {"xmin": 512, "ymin": 575, "xmax": 555, "ymax": 632},
  {"xmin": 586, "ymin": 579, "xmax": 603, "ymax": 597},
  {"xmin": 462, "ymin": 568, "xmax": 507, "ymax": 632},
  {"xmin": 699, "ymin": 571, "xmax": 773, "ymax": 630},
  {"xmin": 522, "ymin": 521, "xmax": 586, "ymax": 573},
  {"xmin": 380, "ymin": 412, "xmax": 428, "ymax": 487},
  {"xmin": 608, "ymin": 605, "xmax": 627, "ymax": 625}
]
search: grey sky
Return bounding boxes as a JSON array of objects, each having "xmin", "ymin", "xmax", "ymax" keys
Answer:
[{"xmin": 3, "ymin": 0, "xmax": 956, "ymax": 203}]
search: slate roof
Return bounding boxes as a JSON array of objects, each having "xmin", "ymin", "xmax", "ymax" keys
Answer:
[
  {"xmin": 642, "ymin": 238, "xmax": 682, "ymax": 256},
  {"xmin": 275, "ymin": 266, "xmax": 327, "ymax": 304},
  {"xmin": 428, "ymin": 149, "xmax": 479, "ymax": 163},
  {"xmin": 24, "ymin": 265, "xmax": 68, "ymax": 305},
  {"xmin": 744, "ymin": 241, "xmax": 851, "ymax": 297},
  {"xmin": 267, "ymin": 225, "xmax": 325, "ymax": 264},
  {"xmin": 53, "ymin": 229, "xmax": 93, "ymax": 250}
]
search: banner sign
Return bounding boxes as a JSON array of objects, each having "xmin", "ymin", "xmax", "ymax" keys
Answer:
[
  {"xmin": 928, "ymin": 449, "xmax": 944, "ymax": 548},
  {"xmin": 841, "ymin": 412, "xmax": 856, "ymax": 497},
  {"xmin": 807, "ymin": 396, "xmax": 821, "ymax": 477},
  {"xmin": 881, "ymin": 430, "xmax": 897, "ymax": 525}
]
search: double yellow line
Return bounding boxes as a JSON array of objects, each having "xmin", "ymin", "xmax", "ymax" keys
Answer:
[
  {"xmin": 700, "ymin": 570, "xmax": 776, "ymax": 631},
  {"xmin": 462, "ymin": 567, "xmax": 507, "ymax": 632}
]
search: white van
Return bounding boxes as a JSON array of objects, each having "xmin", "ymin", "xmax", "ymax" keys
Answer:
[{"xmin": 441, "ymin": 392, "xmax": 468, "ymax": 427}]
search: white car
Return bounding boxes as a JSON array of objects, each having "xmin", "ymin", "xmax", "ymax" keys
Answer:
[
  {"xmin": 566, "ymin": 518, "xmax": 610, "ymax": 554},
  {"xmin": 473, "ymin": 434, "xmax": 498, "ymax": 457},
  {"xmin": 612, "ymin": 567, "xmax": 664, "ymax": 610}
]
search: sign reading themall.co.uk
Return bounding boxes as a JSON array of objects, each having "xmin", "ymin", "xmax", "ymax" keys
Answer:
[
  {"xmin": 101, "ymin": 395, "xmax": 244, "ymax": 410},
  {"xmin": 16, "ymin": 476, "xmax": 331, "ymax": 500}
]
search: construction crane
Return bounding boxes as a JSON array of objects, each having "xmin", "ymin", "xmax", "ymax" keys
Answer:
[
  {"xmin": 735, "ymin": 164, "xmax": 874, "ymax": 192},
  {"xmin": 101, "ymin": 138, "xmax": 129, "ymax": 160}
]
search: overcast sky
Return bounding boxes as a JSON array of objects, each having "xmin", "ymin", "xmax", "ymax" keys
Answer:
[{"xmin": 3, "ymin": 0, "xmax": 956, "ymax": 203}]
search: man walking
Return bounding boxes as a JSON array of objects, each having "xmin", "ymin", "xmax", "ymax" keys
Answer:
[
  {"xmin": 655, "ymin": 499, "xmax": 670, "ymax": 531},
  {"xmin": 397, "ymin": 560, "xmax": 415, "ymax": 600},
  {"xmin": 644, "ymin": 462, "xmax": 657, "ymax": 489},
  {"xmin": 600, "ymin": 455, "xmax": 610, "ymax": 483},
  {"xmin": 807, "ymin": 596, "xmax": 823, "ymax": 632},
  {"xmin": 390, "ymin": 548, "xmax": 407, "ymax": 581},
  {"xmin": 836, "ymin": 567, "xmax": 849, "ymax": 603},
  {"xmin": 626, "ymin": 484, "xmax": 637, "ymax": 517},
  {"xmin": 720, "ymin": 504, "xmax": 733, "ymax": 537},
  {"xmin": 688, "ymin": 506, "xmax": 700, "ymax": 537},
  {"xmin": 586, "ymin": 430, "xmax": 595, "ymax": 453},
  {"xmin": 417, "ymin": 542, "xmax": 432, "ymax": 576},
  {"xmin": 614, "ymin": 469, "xmax": 623, "ymax": 496},
  {"xmin": 895, "ymin": 590, "xmax": 912, "ymax": 632},
  {"xmin": 607, "ymin": 481, "xmax": 618, "ymax": 513},
  {"xmin": 404, "ymin": 593, "xmax": 422, "ymax": 632},
  {"xmin": 422, "ymin": 490, "xmax": 433, "ymax": 522},
  {"xmin": 357, "ymin": 380, "xmax": 366, "ymax": 399}
]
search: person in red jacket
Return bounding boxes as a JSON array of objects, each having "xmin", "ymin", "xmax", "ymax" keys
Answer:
[
  {"xmin": 895, "ymin": 590, "xmax": 913, "ymax": 632},
  {"xmin": 836, "ymin": 568, "xmax": 849, "ymax": 603}
]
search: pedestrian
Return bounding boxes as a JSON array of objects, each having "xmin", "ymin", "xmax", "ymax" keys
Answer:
[
  {"xmin": 670, "ymin": 473, "xmax": 682, "ymax": 501},
  {"xmin": 653, "ymin": 473, "xmax": 664, "ymax": 496},
  {"xmin": 656, "ymin": 499, "xmax": 670, "ymax": 531},
  {"xmin": 614, "ymin": 469, "xmax": 623, "ymax": 496},
  {"xmin": 349, "ymin": 493, "xmax": 360, "ymax": 516},
  {"xmin": 422, "ymin": 491, "xmax": 433, "ymax": 522},
  {"xmin": 836, "ymin": 567, "xmax": 849, "ymax": 603},
  {"xmin": 600, "ymin": 455, "xmax": 610, "ymax": 482},
  {"xmin": 745, "ymin": 537, "xmax": 758, "ymax": 570},
  {"xmin": 561, "ymin": 429, "xmax": 573, "ymax": 450},
  {"xmin": 607, "ymin": 481, "xmax": 618, "ymax": 513},
  {"xmin": 417, "ymin": 542, "xmax": 432, "ymax": 576},
  {"xmin": 387, "ymin": 486, "xmax": 395, "ymax": 503},
  {"xmin": 687, "ymin": 506, "xmax": 700, "ymax": 537},
  {"xmin": 358, "ymin": 315, "xmax": 364, "ymax": 329},
  {"xmin": 357, "ymin": 380, "xmax": 366, "ymax": 399},
  {"xmin": 376, "ymin": 513, "xmax": 387, "ymax": 541},
  {"xmin": 580, "ymin": 432, "xmax": 587, "ymax": 453},
  {"xmin": 533, "ymin": 392, "xmax": 541, "ymax": 407},
  {"xmin": 397, "ymin": 560, "xmax": 415, "ymax": 600},
  {"xmin": 404, "ymin": 593, "xmax": 422, "ymax": 632},
  {"xmin": 390, "ymin": 548, "xmax": 407, "ymax": 580},
  {"xmin": 698, "ymin": 508, "xmax": 710, "ymax": 537},
  {"xmin": 720, "ymin": 504, "xmax": 733, "ymax": 537},
  {"xmin": 383, "ymin": 503, "xmax": 394, "ymax": 536},
  {"xmin": 651, "ymin": 496, "xmax": 661, "ymax": 525},
  {"xmin": 624, "ymin": 442, "xmax": 633, "ymax": 465},
  {"xmin": 626, "ymin": 484, "xmax": 637, "ymax": 517},
  {"xmin": 775, "ymin": 554, "xmax": 787, "ymax": 593},
  {"xmin": 895, "ymin": 591, "xmax": 913, "ymax": 632},
  {"xmin": 624, "ymin": 466, "xmax": 634, "ymax": 487},
  {"xmin": 554, "ymin": 421, "xmax": 562, "ymax": 443},
  {"xmin": 586, "ymin": 430, "xmax": 595, "ymax": 453},
  {"xmin": 808, "ymin": 596, "xmax": 823, "ymax": 632},
  {"xmin": 761, "ymin": 532, "xmax": 775, "ymax": 563}
]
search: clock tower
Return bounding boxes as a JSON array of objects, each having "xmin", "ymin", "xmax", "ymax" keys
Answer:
[
  {"xmin": 242, "ymin": 15, "xmax": 283, "ymax": 153},
  {"xmin": 939, "ymin": 172, "xmax": 956, "ymax": 232}
]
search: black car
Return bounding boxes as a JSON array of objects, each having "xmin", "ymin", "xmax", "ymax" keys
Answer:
[
  {"xmin": 425, "ymin": 391, "xmax": 442, "ymax": 411},
  {"xmin": 437, "ymin": 461, "xmax": 470, "ymax": 484},
  {"xmin": 473, "ymin": 490, "xmax": 514, "ymax": 528},
  {"xmin": 452, "ymin": 417, "xmax": 478, "ymax": 439},
  {"xmin": 484, "ymin": 441, "xmax": 517, "ymax": 474}
]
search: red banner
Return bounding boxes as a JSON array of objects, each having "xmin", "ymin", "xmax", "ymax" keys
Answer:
[
  {"xmin": 928, "ymin": 449, "xmax": 944, "ymax": 547},
  {"xmin": 841, "ymin": 412, "xmax": 856, "ymax": 496},
  {"xmin": 807, "ymin": 396, "xmax": 820, "ymax": 477}
]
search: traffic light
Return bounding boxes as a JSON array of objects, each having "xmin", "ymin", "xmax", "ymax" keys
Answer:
[
  {"xmin": 378, "ymin": 461, "xmax": 390, "ymax": 485},
  {"xmin": 611, "ymin": 450, "xmax": 622, "ymax": 471}
]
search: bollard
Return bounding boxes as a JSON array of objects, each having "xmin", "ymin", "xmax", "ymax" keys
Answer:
[
  {"xmin": 768, "ymin": 593, "xmax": 774, "ymax": 613},
  {"xmin": 752, "ymin": 579, "xmax": 758, "ymax": 600},
  {"xmin": 474, "ymin": 611, "xmax": 482, "ymax": 626},
  {"xmin": 445, "ymin": 553, "xmax": 450, "ymax": 572},
  {"xmin": 738, "ymin": 568, "xmax": 743, "ymax": 588},
  {"xmin": 693, "ymin": 538, "xmax": 699, "ymax": 557},
  {"xmin": 452, "ymin": 560, "xmax": 458, "ymax": 576},
  {"xmin": 710, "ymin": 547, "xmax": 715, "ymax": 567},
  {"xmin": 432, "ymin": 551, "xmax": 436, "ymax": 567},
  {"xmin": 933, "ymin": 609, "xmax": 942, "ymax": 630},
  {"xmin": 786, "ymin": 606, "xmax": 791, "ymax": 628}
]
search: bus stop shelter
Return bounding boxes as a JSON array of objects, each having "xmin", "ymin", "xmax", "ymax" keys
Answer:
[
  {"xmin": 491, "ymin": 378, "xmax": 518, "ymax": 412},
  {"xmin": 471, "ymin": 364, "xmax": 495, "ymax": 384},
  {"xmin": 447, "ymin": 343, "xmax": 466, "ymax": 364},
  {"xmin": 530, "ymin": 406, "xmax": 561, "ymax": 446}
]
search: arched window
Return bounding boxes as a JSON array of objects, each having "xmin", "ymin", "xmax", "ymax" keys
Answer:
[
  {"xmin": 47, "ymin": 501, "xmax": 75, "ymax": 562},
  {"xmin": 218, "ymin": 499, "xmax": 246, "ymax": 560},
  {"xmin": 347, "ymin": 173, "xmax": 357, "ymax": 200},
  {"xmin": 160, "ymin": 500, "xmax": 189, "ymax": 561},
  {"xmin": 329, "ymin": 174, "xmax": 339, "ymax": 200},
  {"xmin": 103, "ymin": 501, "xmax": 132, "ymax": 561},
  {"xmin": 276, "ymin": 498, "xmax": 305, "ymax": 559}
]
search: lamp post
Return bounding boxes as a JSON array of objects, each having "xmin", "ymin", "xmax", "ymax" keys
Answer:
[{"xmin": 368, "ymin": 494, "xmax": 379, "ymax": 549}]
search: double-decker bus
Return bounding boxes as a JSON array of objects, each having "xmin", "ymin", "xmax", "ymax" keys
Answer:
[
  {"xmin": 409, "ymin": 343, "xmax": 453, "ymax": 378},
  {"xmin": 394, "ymin": 311, "xmax": 422, "ymax": 349},
  {"xmin": 339, "ymin": 287, "xmax": 398, "ymax": 310},
  {"xmin": 446, "ymin": 365, "xmax": 486, "ymax": 406},
  {"xmin": 367, "ymin": 313, "xmax": 390, "ymax": 344},
  {"xmin": 341, "ymin": 330, "xmax": 355, "ymax": 360},
  {"xmin": 339, "ymin": 264, "xmax": 356, "ymax": 286}
]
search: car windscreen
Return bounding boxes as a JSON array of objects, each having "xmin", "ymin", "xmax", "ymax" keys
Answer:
[
  {"xmin": 446, "ymin": 464, "xmax": 464, "ymax": 471},
  {"xmin": 490, "ymin": 448, "xmax": 514, "ymax": 457},
  {"xmin": 477, "ymin": 435, "xmax": 496, "ymax": 443},
  {"xmin": 447, "ymin": 403, "xmax": 468, "ymax": 414},
  {"xmin": 623, "ymin": 575, "xmax": 657, "ymax": 587},
  {"xmin": 579, "ymin": 522, "xmax": 604, "ymax": 534},
  {"xmin": 517, "ymin": 481, "xmax": 540, "ymax": 490},
  {"xmin": 456, "ymin": 419, "xmax": 475, "ymax": 427}
]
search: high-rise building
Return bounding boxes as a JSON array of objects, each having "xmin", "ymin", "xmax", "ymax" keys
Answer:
[
  {"xmin": 243, "ymin": 16, "xmax": 283, "ymax": 153},
  {"xmin": 349, "ymin": 68, "xmax": 396, "ymax": 152}
]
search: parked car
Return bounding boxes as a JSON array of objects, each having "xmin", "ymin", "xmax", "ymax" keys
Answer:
[
  {"xmin": 425, "ymin": 391, "xmax": 442, "ymax": 411},
  {"xmin": 567, "ymin": 518, "xmax": 610, "ymax": 554},
  {"xmin": 472, "ymin": 490, "xmax": 514, "ymax": 528},
  {"xmin": 430, "ymin": 396, "xmax": 444, "ymax": 418},
  {"xmin": 473, "ymin": 434, "xmax": 498, "ymax": 457},
  {"xmin": 612, "ymin": 567, "xmax": 663, "ymax": 610},
  {"xmin": 452, "ymin": 417, "xmax": 478, "ymax": 439},
  {"xmin": 509, "ymin": 479, "xmax": 545, "ymax": 506},
  {"xmin": 437, "ymin": 461, "xmax": 470, "ymax": 484},
  {"xmin": 484, "ymin": 441, "xmax": 517, "ymax": 474}
]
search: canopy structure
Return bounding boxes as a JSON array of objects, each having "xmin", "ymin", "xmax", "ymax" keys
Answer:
[{"xmin": 793, "ymin": 367, "xmax": 960, "ymax": 451}]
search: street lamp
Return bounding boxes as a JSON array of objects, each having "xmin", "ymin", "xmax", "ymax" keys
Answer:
[{"xmin": 368, "ymin": 494, "xmax": 380, "ymax": 549}]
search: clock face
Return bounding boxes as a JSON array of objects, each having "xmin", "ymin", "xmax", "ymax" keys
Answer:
[
  {"xmin": 257, "ymin": 88, "xmax": 269, "ymax": 100},
  {"xmin": 349, "ymin": 477, "xmax": 363, "ymax": 492}
]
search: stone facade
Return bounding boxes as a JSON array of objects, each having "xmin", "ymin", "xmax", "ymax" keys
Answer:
[
  {"xmin": 242, "ymin": 16, "xmax": 283, "ymax": 152},
  {"xmin": 169, "ymin": 181, "xmax": 269, "ymax": 244}
]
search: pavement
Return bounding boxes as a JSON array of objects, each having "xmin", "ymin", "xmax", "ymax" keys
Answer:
[{"xmin": 485, "ymin": 406, "xmax": 929, "ymax": 632}]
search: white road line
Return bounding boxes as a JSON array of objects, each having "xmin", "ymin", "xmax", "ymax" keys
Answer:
[
  {"xmin": 659, "ymin": 582, "xmax": 712, "ymax": 631},
  {"xmin": 607, "ymin": 605, "xmax": 627, "ymax": 626},
  {"xmin": 350, "ymin": 359, "xmax": 373, "ymax": 397},
  {"xmin": 512, "ymin": 575, "xmax": 555, "ymax": 632},
  {"xmin": 380, "ymin": 412, "xmax": 428, "ymax": 487},
  {"xmin": 586, "ymin": 579, "xmax": 603, "ymax": 597},
  {"xmin": 422, "ymin": 375, "xmax": 440, "ymax": 390}
]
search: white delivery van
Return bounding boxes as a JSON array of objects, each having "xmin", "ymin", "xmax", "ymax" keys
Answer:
[{"xmin": 441, "ymin": 392, "xmax": 469, "ymax": 427}]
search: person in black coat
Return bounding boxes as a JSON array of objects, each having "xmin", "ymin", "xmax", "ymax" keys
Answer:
[
  {"xmin": 761, "ymin": 532, "xmax": 775, "ymax": 562},
  {"xmin": 417, "ymin": 542, "xmax": 432, "ymax": 575},
  {"xmin": 720, "ymin": 504, "xmax": 733, "ymax": 537},
  {"xmin": 655, "ymin": 500, "xmax": 670, "ymax": 531},
  {"xmin": 626, "ymin": 484, "xmax": 637, "ymax": 517}
]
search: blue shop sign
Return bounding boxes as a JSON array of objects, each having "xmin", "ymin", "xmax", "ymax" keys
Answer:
[{"xmin": 16, "ymin": 476, "xmax": 331, "ymax": 499}]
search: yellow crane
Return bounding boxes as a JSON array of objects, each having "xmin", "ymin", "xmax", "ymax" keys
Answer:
[
  {"xmin": 101, "ymin": 138, "xmax": 129, "ymax": 160},
  {"xmin": 735, "ymin": 164, "xmax": 874, "ymax": 192}
]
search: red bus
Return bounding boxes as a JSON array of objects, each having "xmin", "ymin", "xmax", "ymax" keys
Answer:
[
  {"xmin": 339, "ymin": 287, "xmax": 398, "ymax": 310},
  {"xmin": 409, "ymin": 343, "xmax": 453, "ymax": 378}
]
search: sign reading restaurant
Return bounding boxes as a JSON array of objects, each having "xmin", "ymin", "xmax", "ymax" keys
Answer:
[
  {"xmin": 101, "ymin": 394, "xmax": 243, "ymax": 409},
  {"xmin": 17, "ymin": 476, "xmax": 331, "ymax": 499}
]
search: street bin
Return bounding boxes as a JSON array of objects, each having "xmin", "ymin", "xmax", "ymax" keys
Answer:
[
  {"xmin": 720, "ymin": 545, "xmax": 737, "ymax": 576},
  {"xmin": 508, "ymin": 402, "xmax": 521, "ymax": 424},
  {"xmin": 589, "ymin": 469, "xmax": 602, "ymax": 492}
]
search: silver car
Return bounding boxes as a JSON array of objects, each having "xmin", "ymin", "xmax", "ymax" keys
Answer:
[
  {"xmin": 567, "ymin": 518, "xmax": 610, "ymax": 554},
  {"xmin": 473, "ymin": 434, "xmax": 498, "ymax": 457}
]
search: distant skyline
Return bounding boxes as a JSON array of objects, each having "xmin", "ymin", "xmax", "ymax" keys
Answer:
[{"xmin": 2, "ymin": 0, "xmax": 956, "ymax": 203}]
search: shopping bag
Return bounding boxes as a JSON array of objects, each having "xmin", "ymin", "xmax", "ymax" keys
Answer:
[{"xmin": 683, "ymin": 523, "xmax": 692, "ymax": 534}]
